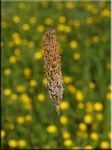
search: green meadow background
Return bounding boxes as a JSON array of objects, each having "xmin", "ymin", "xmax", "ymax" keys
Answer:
[{"xmin": 1, "ymin": 1, "xmax": 111, "ymax": 149}]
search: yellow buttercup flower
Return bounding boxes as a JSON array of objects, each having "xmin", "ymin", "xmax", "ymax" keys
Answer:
[
  {"xmin": 74, "ymin": 20, "xmax": 80, "ymax": 29},
  {"xmin": 60, "ymin": 101, "xmax": 69, "ymax": 110},
  {"xmin": 16, "ymin": 85, "xmax": 26, "ymax": 93},
  {"xmin": 37, "ymin": 94, "xmax": 45, "ymax": 102},
  {"xmin": 84, "ymin": 114, "xmax": 93, "ymax": 124},
  {"xmin": 84, "ymin": 145, "xmax": 93, "ymax": 149},
  {"xmin": 96, "ymin": 113, "xmax": 103, "ymax": 121},
  {"xmin": 12, "ymin": 16, "xmax": 20, "ymax": 23},
  {"xmin": 92, "ymin": 35, "xmax": 100, "ymax": 43},
  {"xmin": 1, "ymin": 130, "xmax": 6, "ymax": 138},
  {"xmin": 45, "ymin": 18, "xmax": 53, "ymax": 25},
  {"xmin": 101, "ymin": 9, "xmax": 110, "ymax": 17},
  {"xmin": 29, "ymin": 17, "xmax": 36, "ymax": 25},
  {"xmin": 3, "ymin": 88, "xmax": 12, "ymax": 96},
  {"xmin": 23, "ymin": 68, "xmax": 31, "ymax": 77},
  {"xmin": 8, "ymin": 139, "xmax": 18, "ymax": 148},
  {"xmin": 94, "ymin": 102, "xmax": 103, "ymax": 111},
  {"xmin": 17, "ymin": 116, "xmax": 24, "ymax": 124},
  {"xmin": 65, "ymin": 26, "xmax": 71, "ymax": 33},
  {"xmin": 43, "ymin": 78, "xmax": 47, "ymax": 86},
  {"xmin": 86, "ymin": 17, "xmax": 93, "ymax": 25},
  {"xmin": 18, "ymin": 140, "xmax": 27, "ymax": 147},
  {"xmin": 70, "ymin": 41, "xmax": 78, "ymax": 49},
  {"xmin": 18, "ymin": 2, "xmax": 26, "ymax": 9},
  {"xmin": 86, "ymin": 102, "xmax": 93, "ymax": 112},
  {"xmin": 56, "ymin": 2, "xmax": 63, "ymax": 10},
  {"xmin": 9, "ymin": 56, "xmax": 17, "ymax": 63},
  {"xmin": 22, "ymin": 24, "xmax": 30, "ymax": 30},
  {"xmin": 34, "ymin": 51, "xmax": 43, "ymax": 60},
  {"xmin": 60, "ymin": 115, "xmax": 68, "ymax": 125},
  {"xmin": 57, "ymin": 24, "xmax": 65, "ymax": 32},
  {"xmin": 29, "ymin": 79, "xmax": 37, "ymax": 87},
  {"xmin": 78, "ymin": 102, "xmax": 85, "ymax": 109},
  {"xmin": 90, "ymin": 132, "xmax": 99, "ymax": 140},
  {"xmin": 4, "ymin": 68, "xmax": 12, "ymax": 76},
  {"xmin": 79, "ymin": 123, "xmax": 87, "ymax": 131},
  {"xmin": 20, "ymin": 94, "xmax": 31, "ymax": 103},
  {"xmin": 46, "ymin": 125, "xmax": 57, "ymax": 134},
  {"xmin": 64, "ymin": 139, "xmax": 73, "ymax": 147},
  {"xmin": 88, "ymin": 82, "xmax": 95, "ymax": 89},
  {"xmin": 37, "ymin": 25, "xmax": 44, "ymax": 32},
  {"xmin": 73, "ymin": 52, "xmax": 80, "ymax": 60},
  {"xmin": 63, "ymin": 131, "xmax": 71, "ymax": 139},
  {"xmin": 10, "ymin": 94, "xmax": 18, "ymax": 101},
  {"xmin": 100, "ymin": 141, "xmax": 110, "ymax": 149},
  {"xmin": 59, "ymin": 16, "xmax": 66, "ymax": 23},
  {"xmin": 66, "ymin": 2, "xmax": 74, "ymax": 9},
  {"xmin": 75, "ymin": 90, "xmax": 84, "ymax": 101},
  {"xmin": 64, "ymin": 76, "xmax": 73, "ymax": 84},
  {"xmin": 67, "ymin": 84, "xmax": 76, "ymax": 94},
  {"xmin": 25, "ymin": 115, "xmax": 32, "ymax": 122}
]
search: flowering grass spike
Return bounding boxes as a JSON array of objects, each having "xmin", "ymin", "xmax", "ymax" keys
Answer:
[{"xmin": 43, "ymin": 28, "xmax": 63, "ymax": 116}]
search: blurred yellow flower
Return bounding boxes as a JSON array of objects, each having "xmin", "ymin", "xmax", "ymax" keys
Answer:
[
  {"xmin": 84, "ymin": 114, "xmax": 93, "ymax": 124},
  {"xmin": 1, "ymin": 130, "xmax": 6, "ymax": 138},
  {"xmin": 75, "ymin": 90, "xmax": 84, "ymax": 101},
  {"xmin": 12, "ymin": 16, "xmax": 20, "ymax": 23},
  {"xmin": 34, "ymin": 51, "xmax": 43, "ymax": 60},
  {"xmin": 86, "ymin": 17, "xmax": 94, "ymax": 25},
  {"xmin": 67, "ymin": 84, "xmax": 76, "ymax": 94},
  {"xmin": 57, "ymin": 24, "xmax": 65, "ymax": 32},
  {"xmin": 90, "ymin": 132, "xmax": 99, "ymax": 140},
  {"xmin": 70, "ymin": 41, "xmax": 78, "ymax": 49},
  {"xmin": 8, "ymin": 139, "xmax": 18, "ymax": 148},
  {"xmin": 65, "ymin": 26, "xmax": 72, "ymax": 33},
  {"xmin": 18, "ymin": 140, "xmax": 27, "ymax": 148},
  {"xmin": 101, "ymin": 9, "xmax": 110, "ymax": 17},
  {"xmin": 64, "ymin": 139, "xmax": 73, "ymax": 147},
  {"xmin": 86, "ymin": 102, "xmax": 93, "ymax": 112},
  {"xmin": 88, "ymin": 82, "xmax": 95, "ymax": 89},
  {"xmin": 24, "ymin": 103, "xmax": 32, "ymax": 110},
  {"xmin": 37, "ymin": 93, "xmax": 45, "ymax": 102},
  {"xmin": 25, "ymin": 115, "xmax": 32, "ymax": 122},
  {"xmin": 66, "ymin": 2, "xmax": 74, "ymax": 9},
  {"xmin": 63, "ymin": 131, "xmax": 71, "ymax": 139},
  {"xmin": 29, "ymin": 17, "xmax": 36, "ymax": 25},
  {"xmin": 45, "ymin": 18, "xmax": 53, "ymax": 25},
  {"xmin": 17, "ymin": 116, "xmax": 24, "ymax": 124},
  {"xmin": 14, "ymin": 48, "xmax": 21, "ymax": 58},
  {"xmin": 18, "ymin": 2, "xmax": 26, "ymax": 9},
  {"xmin": 73, "ymin": 52, "xmax": 80, "ymax": 60},
  {"xmin": 1, "ymin": 21, "xmax": 7, "ymax": 28},
  {"xmin": 74, "ymin": 20, "xmax": 80, "ymax": 29},
  {"xmin": 92, "ymin": 35, "xmax": 100, "ymax": 43},
  {"xmin": 56, "ymin": 2, "xmax": 63, "ymax": 10},
  {"xmin": 37, "ymin": 25, "xmax": 44, "ymax": 32},
  {"xmin": 7, "ymin": 123, "xmax": 15, "ymax": 130},
  {"xmin": 60, "ymin": 101, "xmax": 69, "ymax": 110},
  {"xmin": 100, "ymin": 141, "xmax": 110, "ymax": 149},
  {"xmin": 59, "ymin": 16, "xmax": 66, "ymax": 23},
  {"xmin": 78, "ymin": 102, "xmax": 85, "ymax": 109},
  {"xmin": 72, "ymin": 147, "xmax": 80, "ymax": 149},
  {"xmin": 22, "ymin": 24, "xmax": 30, "ymax": 30},
  {"xmin": 46, "ymin": 125, "xmax": 57, "ymax": 134},
  {"xmin": 106, "ymin": 92, "xmax": 111, "ymax": 100},
  {"xmin": 43, "ymin": 78, "xmax": 47, "ymax": 86},
  {"xmin": 20, "ymin": 94, "xmax": 31, "ymax": 103},
  {"xmin": 29, "ymin": 79, "xmax": 37, "ymax": 87},
  {"xmin": 9, "ymin": 56, "xmax": 17, "ymax": 63},
  {"xmin": 4, "ymin": 68, "xmax": 12, "ymax": 76},
  {"xmin": 44, "ymin": 144, "xmax": 51, "ymax": 149},
  {"xmin": 23, "ymin": 68, "xmax": 31, "ymax": 77},
  {"xmin": 60, "ymin": 115, "xmax": 68, "ymax": 125},
  {"xmin": 84, "ymin": 145, "xmax": 93, "ymax": 149},
  {"xmin": 79, "ymin": 123, "xmax": 87, "ymax": 131},
  {"xmin": 10, "ymin": 93, "xmax": 18, "ymax": 101},
  {"xmin": 96, "ymin": 113, "xmax": 103, "ymax": 121},
  {"xmin": 16, "ymin": 85, "xmax": 26, "ymax": 93},
  {"xmin": 94, "ymin": 102, "xmax": 103, "ymax": 111},
  {"xmin": 64, "ymin": 76, "xmax": 73, "ymax": 84},
  {"xmin": 3, "ymin": 88, "xmax": 12, "ymax": 96}
]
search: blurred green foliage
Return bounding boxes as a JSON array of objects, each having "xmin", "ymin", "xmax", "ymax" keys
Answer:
[{"xmin": 1, "ymin": 1, "xmax": 111, "ymax": 149}]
